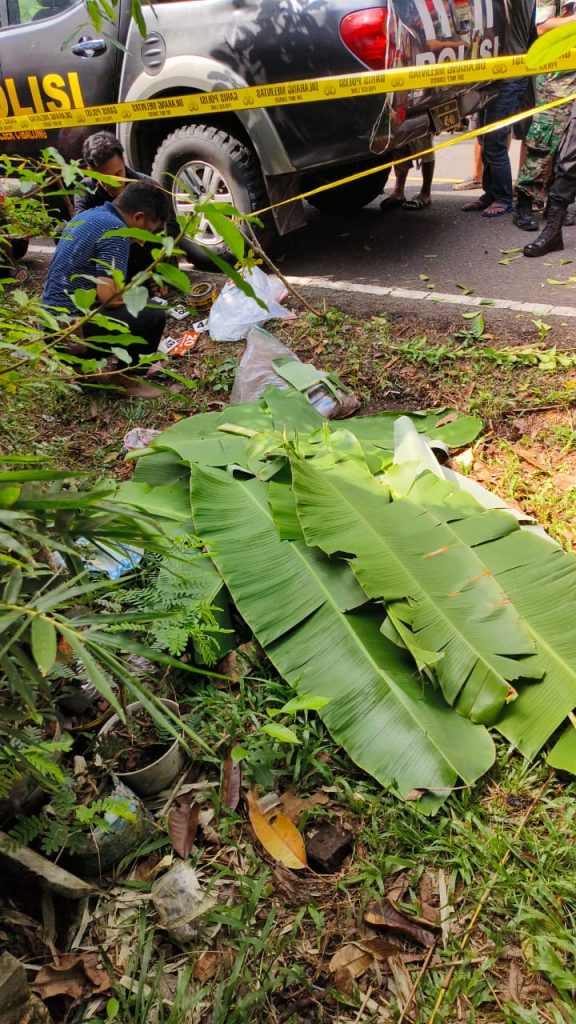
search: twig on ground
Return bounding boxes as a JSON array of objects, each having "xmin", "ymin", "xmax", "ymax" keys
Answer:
[
  {"xmin": 353, "ymin": 984, "xmax": 374, "ymax": 1024},
  {"xmin": 397, "ymin": 946, "xmax": 435, "ymax": 1024},
  {"xmin": 243, "ymin": 224, "xmax": 322, "ymax": 317}
]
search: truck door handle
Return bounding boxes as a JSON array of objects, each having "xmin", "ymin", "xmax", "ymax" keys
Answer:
[{"xmin": 71, "ymin": 37, "xmax": 107, "ymax": 56}]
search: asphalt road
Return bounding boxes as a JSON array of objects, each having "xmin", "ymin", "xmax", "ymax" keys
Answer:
[{"xmin": 280, "ymin": 135, "xmax": 576, "ymax": 330}]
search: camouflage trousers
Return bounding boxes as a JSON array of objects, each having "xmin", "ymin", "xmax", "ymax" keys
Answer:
[{"xmin": 517, "ymin": 102, "xmax": 572, "ymax": 206}]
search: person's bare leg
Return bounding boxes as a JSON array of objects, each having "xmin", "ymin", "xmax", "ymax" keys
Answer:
[
  {"xmin": 380, "ymin": 162, "xmax": 410, "ymax": 208},
  {"xmin": 405, "ymin": 160, "xmax": 435, "ymax": 208},
  {"xmin": 473, "ymin": 139, "xmax": 483, "ymax": 181},
  {"xmin": 391, "ymin": 164, "xmax": 409, "ymax": 199}
]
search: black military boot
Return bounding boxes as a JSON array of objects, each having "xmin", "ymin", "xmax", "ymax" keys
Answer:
[
  {"xmin": 523, "ymin": 201, "xmax": 566, "ymax": 257},
  {"xmin": 513, "ymin": 190, "xmax": 539, "ymax": 231}
]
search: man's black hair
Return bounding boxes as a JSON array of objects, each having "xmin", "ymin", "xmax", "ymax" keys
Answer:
[
  {"xmin": 82, "ymin": 131, "xmax": 125, "ymax": 169},
  {"xmin": 113, "ymin": 181, "xmax": 171, "ymax": 224}
]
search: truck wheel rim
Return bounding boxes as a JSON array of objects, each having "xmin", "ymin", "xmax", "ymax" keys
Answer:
[{"xmin": 173, "ymin": 159, "xmax": 233, "ymax": 247}]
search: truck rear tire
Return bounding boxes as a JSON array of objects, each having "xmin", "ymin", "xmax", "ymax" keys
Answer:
[
  {"xmin": 151, "ymin": 124, "xmax": 275, "ymax": 270},
  {"xmin": 306, "ymin": 169, "xmax": 388, "ymax": 214}
]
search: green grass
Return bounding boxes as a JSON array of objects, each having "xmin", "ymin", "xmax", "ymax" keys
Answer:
[
  {"xmin": 79, "ymin": 666, "xmax": 576, "ymax": 1023},
  {"xmin": 6, "ymin": 307, "xmax": 576, "ymax": 1023}
]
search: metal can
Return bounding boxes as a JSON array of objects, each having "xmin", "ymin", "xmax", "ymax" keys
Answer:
[{"xmin": 190, "ymin": 281, "xmax": 217, "ymax": 315}]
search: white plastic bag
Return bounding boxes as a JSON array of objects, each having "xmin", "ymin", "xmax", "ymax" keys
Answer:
[
  {"xmin": 208, "ymin": 267, "xmax": 292, "ymax": 342},
  {"xmin": 230, "ymin": 326, "xmax": 360, "ymax": 418}
]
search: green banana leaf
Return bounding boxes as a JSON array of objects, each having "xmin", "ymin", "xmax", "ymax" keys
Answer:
[
  {"xmin": 190, "ymin": 464, "xmax": 495, "ymax": 805},
  {"xmin": 111, "ymin": 481, "xmax": 191, "ymax": 522},
  {"xmin": 342, "ymin": 410, "xmax": 483, "ymax": 450},
  {"xmin": 546, "ymin": 721, "xmax": 576, "ymax": 774},
  {"xmin": 132, "ymin": 451, "xmax": 190, "ymax": 487},
  {"xmin": 480, "ymin": 531, "xmax": 576, "ymax": 759},
  {"xmin": 403, "ymin": 471, "xmax": 576, "ymax": 763},
  {"xmin": 291, "ymin": 458, "xmax": 540, "ymax": 724}
]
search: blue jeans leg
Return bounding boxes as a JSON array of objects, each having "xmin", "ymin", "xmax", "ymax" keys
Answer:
[{"xmin": 479, "ymin": 80, "xmax": 528, "ymax": 209}]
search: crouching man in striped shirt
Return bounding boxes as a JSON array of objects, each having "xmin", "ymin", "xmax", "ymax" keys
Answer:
[{"xmin": 42, "ymin": 181, "xmax": 171, "ymax": 365}]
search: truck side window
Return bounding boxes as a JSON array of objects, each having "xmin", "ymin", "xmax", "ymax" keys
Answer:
[{"xmin": 7, "ymin": 0, "xmax": 74, "ymax": 24}]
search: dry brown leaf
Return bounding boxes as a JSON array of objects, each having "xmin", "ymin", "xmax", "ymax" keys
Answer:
[
  {"xmin": 278, "ymin": 789, "xmax": 331, "ymax": 823},
  {"xmin": 246, "ymin": 790, "xmax": 307, "ymax": 870},
  {"xmin": 365, "ymin": 898, "xmax": 438, "ymax": 948},
  {"xmin": 132, "ymin": 851, "xmax": 162, "ymax": 882},
  {"xmin": 331, "ymin": 966, "xmax": 355, "ymax": 996},
  {"xmin": 192, "ymin": 951, "xmax": 222, "ymax": 981},
  {"xmin": 356, "ymin": 936, "xmax": 405, "ymax": 960},
  {"xmin": 32, "ymin": 953, "xmax": 109, "ymax": 1001},
  {"xmin": 388, "ymin": 955, "xmax": 414, "ymax": 1015},
  {"xmin": 168, "ymin": 795, "xmax": 200, "ymax": 859},
  {"xmin": 329, "ymin": 944, "xmax": 372, "ymax": 980},
  {"xmin": 221, "ymin": 756, "xmax": 242, "ymax": 811},
  {"xmin": 507, "ymin": 961, "xmax": 524, "ymax": 1004},
  {"xmin": 419, "ymin": 868, "xmax": 440, "ymax": 925},
  {"xmin": 434, "ymin": 411, "xmax": 458, "ymax": 428},
  {"xmin": 217, "ymin": 642, "xmax": 260, "ymax": 683}
]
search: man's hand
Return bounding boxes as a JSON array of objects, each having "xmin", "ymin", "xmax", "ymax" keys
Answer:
[{"xmin": 97, "ymin": 275, "xmax": 124, "ymax": 307}]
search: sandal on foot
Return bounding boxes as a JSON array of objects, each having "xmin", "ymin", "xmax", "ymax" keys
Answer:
[
  {"xmin": 462, "ymin": 199, "xmax": 489, "ymax": 212},
  {"xmin": 403, "ymin": 195, "xmax": 431, "ymax": 210},
  {"xmin": 379, "ymin": 195, "xmax": 405, "ymax": 209},
  {"xmin": 452, "ymin": 177, "xmax": 482, "ymax": 191},
  {"xmin": 481, "ymin": 202, "xmax": 512, "ymax": 218}
]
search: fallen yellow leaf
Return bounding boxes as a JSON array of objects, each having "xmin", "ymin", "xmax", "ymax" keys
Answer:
[{"xmin": 246, "ymin": 790, "xmax": 308, "ymax": 870}]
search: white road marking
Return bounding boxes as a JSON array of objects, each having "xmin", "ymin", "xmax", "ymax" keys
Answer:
[
  {"xmin": 30, "ymin": 242, "xmax": 576, "ymax": 318},
  {"xmin": 285, "ymin": 275, "xmax": 576, "ymax": 318}
]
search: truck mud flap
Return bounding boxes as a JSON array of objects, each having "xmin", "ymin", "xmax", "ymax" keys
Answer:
[{"xmin": 265, "ymin": 172, "xmax": 308, "ymax": 235}]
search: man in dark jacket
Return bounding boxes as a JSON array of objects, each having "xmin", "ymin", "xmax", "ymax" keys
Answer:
[{"xmin": 75, "ymin": 132, "xmax": 179, "ymax": 279}]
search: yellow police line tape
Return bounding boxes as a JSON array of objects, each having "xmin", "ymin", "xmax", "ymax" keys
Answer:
[
  {"xmin": 1, "ymin": 49, "xmax": 576, "ymax": 136},
  {"xmin": 252, "ymin": 90, "xmax": 576, "ymax": 217}
]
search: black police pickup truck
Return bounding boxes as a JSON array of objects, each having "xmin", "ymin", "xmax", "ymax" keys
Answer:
[{"xmin": 0, "ymin": 0, "xmax": 504, "ymax": 263}]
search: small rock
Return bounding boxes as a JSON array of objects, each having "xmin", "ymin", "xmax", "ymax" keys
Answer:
[{"xmin": 304, "ymin": 821, "xmax": 353, "ymax": 873}]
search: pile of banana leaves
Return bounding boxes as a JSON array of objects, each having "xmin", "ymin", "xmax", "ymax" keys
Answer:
[{"xmin": 115, "ymin": 387, "xmax": 576, "ymax": 811}]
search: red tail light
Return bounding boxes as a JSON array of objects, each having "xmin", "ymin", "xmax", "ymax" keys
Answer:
[{"xmin": 340, "ymin": 8, "xmax": 389, "ymax": 70}]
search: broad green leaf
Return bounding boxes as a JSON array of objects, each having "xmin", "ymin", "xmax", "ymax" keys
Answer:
[
  {"xmin": 132, "ymin": 451, "xmax": 190, "ymax": 486},
  {"xmin": 261, "ymin": 722, "xmax": 301, "ymax": 744},
  {"xmin": 231, "ymin": 745, "xmax": 250, "ymax": 762},
  {"xmin": 292, "ymin": 459, "xmax": 539, "ymax": 724},
  {"xmin": 0, "ymin": 487, "xmax": 20, "ymax": 508},
  {"xmin": 111, "ymin": 347, "xmax": 131, "ymax": 365},
  {"xmin": 123, "ymin": 286, "xmax": 150, "ymax": 318},
  {"xmin": 30, "ymin": 616, "xmax": 57, "ymax": 676},
  {"xmin": 405, "ymin": 473, "xmax": 576, "ymax": 759},
  {"xmin": 73, "ymin": 287, "xmax": 97, "ymax": 312},
  {"xmin": 111, "ymin": 481, "xmax": 191, "ymax": 521},
  {"xmin": 281, "ymin": 694, "xmax": 331, "ymax": 713},
  {"xmin": 191, "ymin": 465, "xmax": 495, "ymax": 803},
  {"xmin": 431, "ymin": 415, "xmax": 483, "ymax": 448},
  {"xmin": 478, "ymin": 531, "xmax": 576, "ymax": 758},
  {"xmin": 525, "ymin": 23, "xmax": 576, "ymax": 69},
  {"xmin": 156, "ymin": 262, "xmax": 191, "ymax": 294},
  {"xmin": 546, "ymin": 721, "xmax": 576, "ymax": 774},
  {"xmin": 201, "ymin": 205, "xmax": 245, "ymax": 262}
]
